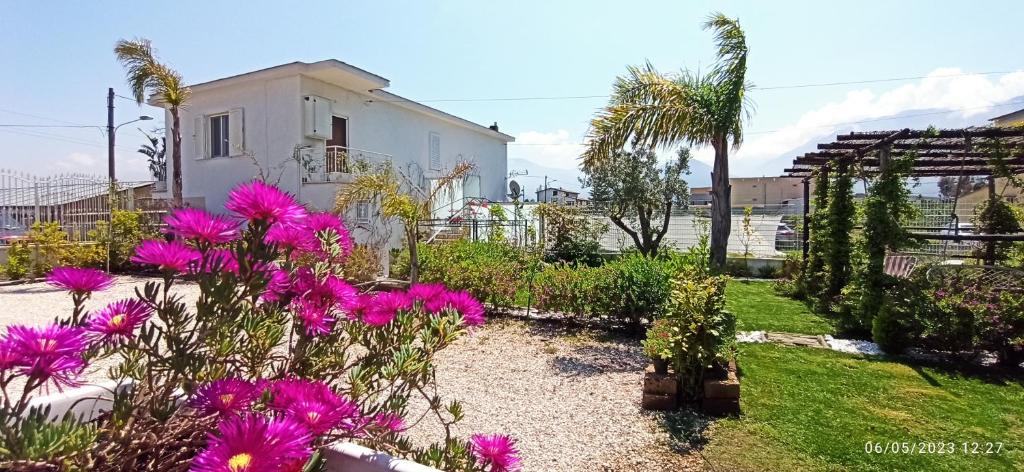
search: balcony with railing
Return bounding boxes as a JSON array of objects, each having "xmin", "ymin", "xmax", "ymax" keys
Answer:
[{"xmin": 301, "ymin": 145, "xmax": 392, "ymax": 183}]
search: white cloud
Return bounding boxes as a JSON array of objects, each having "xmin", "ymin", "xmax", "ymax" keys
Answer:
[
  {"xmin": 718, "ymin": 68, "xmax": 1024, "ymax": 173},
  {"xmin": 50, "ymin": 152, "xmax": 99, "ymax": 172},
  {"xmin": 508, "ymin": 129, "xmax": 586, "ymax": 170}
]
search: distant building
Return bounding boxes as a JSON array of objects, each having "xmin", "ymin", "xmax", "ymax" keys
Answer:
[
  {"xmin": 989, "ymin": 108, "xmax": 1024, "ymax": 127},
  {"xmin": 535, "ymin": 187, "xmax": 580, "ymax": 204},
  {"xmin": 690, "ymin": 177, "xmax": 806, "ymax": 207}
]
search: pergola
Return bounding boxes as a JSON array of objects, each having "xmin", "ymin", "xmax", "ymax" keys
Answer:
[{"xmin": 783, "ymin": 126, "xmax": 1024, "ymax": 262}]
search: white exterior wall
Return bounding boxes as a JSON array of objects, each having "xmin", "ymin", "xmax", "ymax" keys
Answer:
[
  {"xmin": 163, "ymin": 76, "xmax": 302, "ymax": 213},
  {"xmin": 299, "ymin": 76, "xmax": 508, "ymax": 209}
]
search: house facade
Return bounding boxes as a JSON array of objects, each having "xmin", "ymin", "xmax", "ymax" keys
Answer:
[
  {"xmin": 690, "ymin": 177, "xmax": 806, "ymax": 207},
  {"xmin": 151, "ymin": 59, "xmax": 514, "ymax": 228},
  {"xmin": 535, "ymin": 187, "xmax": 580, "ymax": 204}
]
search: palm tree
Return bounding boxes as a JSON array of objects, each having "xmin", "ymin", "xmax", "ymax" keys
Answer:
[
  {"xmin": 582, "ymin": 13, "xmax": 751, "ymax": 269},
  {"xmin": 137, "ymin": 129, "xmax": 166, "ymax": 182},
  {"xmin": 114, "ymin": 39, "xmax": 190, "ymax": 206}
]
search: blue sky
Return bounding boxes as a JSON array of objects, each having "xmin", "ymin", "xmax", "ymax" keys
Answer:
[{"xmin": 2, "ymin": 0, "xmax": 1023, "ymax": 190}]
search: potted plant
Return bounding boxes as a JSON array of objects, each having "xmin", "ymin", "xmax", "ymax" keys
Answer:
[{"xmin": 642, "ymin": 318, "xmax": 676, "ymax": 374}]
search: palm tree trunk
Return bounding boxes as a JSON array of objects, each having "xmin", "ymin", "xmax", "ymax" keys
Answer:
[
  {"xmin": 170, "ymin": 107, "xmax": 184, "ymax": 207},
  {"xmin": 407, "ymin": 225, "xmax": 419, "ymax": 284},
  {"xmin": 710, "ymin": 137, "xmax": 731, "ymax": 269}
]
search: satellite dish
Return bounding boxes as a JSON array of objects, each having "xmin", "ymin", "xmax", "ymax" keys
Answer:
[{"xmin": 509, "ymin": 180, "xmax": 522, "ymax": 199}]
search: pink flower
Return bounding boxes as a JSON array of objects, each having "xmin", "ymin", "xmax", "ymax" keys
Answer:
[
  {"xmin": 225, "ymin": 181, "xmax": 306, "ymax": 225},
  {"xmin": 132, "ymin": 240, "xmax": 201, "ymax": 273},
  {"xmin": 86, "ymin": 299, "xmax": 152, "ymax": 343},
  {"xmin": 371, "ymin": 412, "xmax": 406, "ymax": 433},
  {"xmin": 306, "ymin": 212, "xmax": 354, "ymax": 258},
  {"xmin": 260, "ymin": 267, "xmax": 292, "ymax": 303},
  {"xmin": 269, "ymin": 379, "xmax": 361, "ymax": 435},
  {"xmin": 443, "ymin": 291, "xmax": 486, "ymax": 327},
  {"xmin": 341, "ymin": 293, "xmax": 374, "ymax": 321},
  {"xmin": 0, "ymin": 340, "xmax": 20, "ymax": 372},
  {"xmin": 200, "ymin": 249, "xmax": 241, "ymax": 274},
  {"xmin": 409, "ymin": 283, "xmax": 448, "ymax": 311},
  {"xmin": 46, "ymin": 267, "xmax": 113, "ymax": 294},
  {"xmin": 265, "ymin": 222, "xmax": 320, "ymax": 253},
  {"xmin": 4, "ymin": 324, "xmax": 86, "ymax": 390},
  {"xmin": 163, "ymin": 208, "xmax": 240, "ymax": 244},
  {"xmin": 191, "ymin": 413, "xmax": 312, "ymax": 472},
  {"xmin": 362, "ymin": 292, "xmax": 412, "ymax": 326},
  {"xmin": 189, "ymin": 378, "xmax": 262, "ymax": 417},
  {"xmin": 291, "ymin": 299, "xmax": 336, "ymax": 336},
  {"xmin": 470, "ymin": 434, "xmax": 523, "ymax": 472},
  {"xmin": 293, "ymin": 270, "xmax": 357, "ymax": 311}
]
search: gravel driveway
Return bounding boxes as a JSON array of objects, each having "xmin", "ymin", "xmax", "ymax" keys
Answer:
[
  {"xmin": 0, "ymin": 277, "xmax": 699, "ymax": 471},
  {"xmin": 405, "ymin": 319, "xmax": 701, "ymax": 471}
]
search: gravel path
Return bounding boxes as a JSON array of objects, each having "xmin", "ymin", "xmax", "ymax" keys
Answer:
[
  {"xmin": 405, "ymin": 319, "xmax": 701, "ymax": 471},
  {"xmin": 0, "ymin": 276, "xmax": 200, "ymax": 393},
  {"xmin": 0, "ymin": 278, "xmax": 700, "ymax": 470}
]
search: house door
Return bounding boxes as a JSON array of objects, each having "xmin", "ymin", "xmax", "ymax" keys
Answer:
[{"xmin": 326, "ymin": 116, "xmax": 347, "ymax": 148}]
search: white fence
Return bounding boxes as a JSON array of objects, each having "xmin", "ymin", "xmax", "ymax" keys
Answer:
[{"xmin": 0, "ymin": 169, "xmax": 164, "ymax": 244}]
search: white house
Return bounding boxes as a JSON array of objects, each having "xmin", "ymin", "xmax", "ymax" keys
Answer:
[
  {"xmin": 535, "ymin": 187, "xmax": 580, "ymax": 204},
  {"xmin": 150, "ymin": 59, "xmax": 514, "ymax": 244}
]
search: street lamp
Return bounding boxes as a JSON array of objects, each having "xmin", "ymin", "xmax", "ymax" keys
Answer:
[{"xmin": 107, "ymin": 114, "xmax": 153, "ymax": 181}]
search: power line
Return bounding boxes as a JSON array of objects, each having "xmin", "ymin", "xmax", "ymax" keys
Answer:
[
  {"xmin": 507, "ymin": 99, "xmax": 1024, "ymax": 146},
  {"xmin": 0, "ymin": 124, "xmax": 101, "ymax": 128},
  {"xmin": 380, "ymin": 70, "xmax": 1016, "ymax": 104},
  {"xmin": 0, "ymin": 107, "xmax": 93, "ymax": 127}
]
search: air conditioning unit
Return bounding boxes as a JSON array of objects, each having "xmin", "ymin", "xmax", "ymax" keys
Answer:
[{"xmin": 303, "ymin": 95, "xmax": 333, "ymax": 140}]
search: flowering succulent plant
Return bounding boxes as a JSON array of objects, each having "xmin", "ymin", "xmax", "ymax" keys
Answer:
[{"xmin": 0, "ymin": 180, "xmax": 518, "ymax": 472}]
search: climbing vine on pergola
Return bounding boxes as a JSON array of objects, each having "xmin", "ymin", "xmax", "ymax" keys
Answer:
[{"xmin": 787, "ymin": 126, "xmax": 1024, "ymax": 321}]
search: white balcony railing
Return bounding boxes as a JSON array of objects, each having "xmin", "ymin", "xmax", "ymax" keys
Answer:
[{"xmin": 302, "ymin": 146, "xmax": 392, "ymax": 183}]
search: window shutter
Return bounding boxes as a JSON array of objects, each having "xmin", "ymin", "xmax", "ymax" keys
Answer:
[
  {"xmin": 228, "ymin": 108, "xmax": 244, "ymax": 156},
  {"xmin": 193, "ymin": 116, "xmax": 207, "ymax": 159},
  {"xmin": 429, "ymin": 132, "xmax": 441, "ymax": 170}
]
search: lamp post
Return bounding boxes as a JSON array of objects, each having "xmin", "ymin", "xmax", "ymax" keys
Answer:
[{"xmin": 107, "ymin": 87, "xmax": 153, "ymax": 181}]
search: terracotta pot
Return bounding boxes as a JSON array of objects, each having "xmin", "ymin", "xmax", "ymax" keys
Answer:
[{"xmin": 652, "ymin": 358, "xmax": 669, "ymax": 375}]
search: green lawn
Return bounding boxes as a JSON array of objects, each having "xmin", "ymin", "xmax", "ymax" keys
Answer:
[
  {"xmin": 701, "ymin": 343, "xmax": 1024, "ymax": 471},
  {"xmin": 726, "ymin": 279, "xmax": 835, "ymax": 335}
]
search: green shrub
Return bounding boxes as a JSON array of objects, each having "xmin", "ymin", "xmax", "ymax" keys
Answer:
[
  {"xmin": 342, "ymin": 244, "xmax": 381, "ymax": 283},
  {"xmin": 399, "ymin": 240, "xmax": 537, "ymax": 311},
  {"xmin": 642, "ymin": 318, "xmax": 677, "ymax": 360},
  {"xmin": 90, "ymin": 209, "xmax": 154, "ymax": 270},
  {"xmin": 662, "ymin": 274, "xmax": 734, "ymax": 400},
  {"xmin": 610, "ymin": 253, "xmax": 672, "ymax": 329},
  {"xmin": 534, "ymin": 203, "xmax": 605, "ymax": 267},
  {"xmin": 3, "ymin": 242, "xmax": 31, "ymax": 280},
  {"xmin": 723, "ymin": 259, "xmax": 752, "ymax": 278}
]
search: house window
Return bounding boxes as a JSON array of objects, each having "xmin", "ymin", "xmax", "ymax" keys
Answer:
[
  {"xmin": 209, "ymin": 114, "xmax": 229, "ymax": 157},
  {"xmin": 355, "ymin": 201, "xmax": 371, "ymax": 224},
  {"xmin": 429, "ymin": 132, "xmax": 441, "ymax": 170},
  {"xmin": 553, "ymin": 190, "xmax": 558, "ymax": 196}
]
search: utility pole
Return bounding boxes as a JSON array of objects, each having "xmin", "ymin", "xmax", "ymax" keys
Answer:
[
  {"xmin": 107, "ymin": 88, "xmax": 115, "ymax": 180},
  {"xmin": 543, "ymin": 175, "xmax": 548, "ymax": 202}
]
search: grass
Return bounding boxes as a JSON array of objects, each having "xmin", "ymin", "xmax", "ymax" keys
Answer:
[
  {"xmin": 702, "ymin": 343, "xmax": 1024, "ymax": 471},
  {"xmin": 726, "ymin": 279, "xmax": 835, "ymax": 335}
]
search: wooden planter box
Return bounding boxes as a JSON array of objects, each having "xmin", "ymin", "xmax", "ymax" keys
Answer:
[
  {"xmin": 28, "ymin": 381, "xmax": 442, "ymax": 472},
  {"xmin": 702, "ymin": 360, "xmax": 740, "ymax": 416}
]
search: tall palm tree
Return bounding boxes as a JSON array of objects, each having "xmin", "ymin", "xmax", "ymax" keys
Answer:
[
  {"xmin": 114, "ymin": 39, "xmax": 190, "ymax": 206},
  {"xmin": 582, "ymin": 13, "xmax": 751, "ymax": 269}
]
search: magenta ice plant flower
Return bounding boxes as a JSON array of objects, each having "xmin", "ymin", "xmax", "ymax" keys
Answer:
[
  {"xmin": 46, "ymin": 267, "xmax": 114, "ymax": 295},
  {"xmin": 4, "ymin": 324, "xmax": 87, "ymax": 390},
  {"xmin": 371, "ymin": 412, "xmax": 406, "ymax": 433},
  {"xmin": 191, "ymin": 413, "xmax": 312, "ymax": 472},
  {"xmin": 260, "ymin": 267, "xmax": 292, "ymax": 303},
  {"xmin": 86, "ymin": 299, "xmax": 152, "ymax": 343},
  {"xmin": 265, "ymin": 222, "xmax": 320, "ymax": 253},
  {"xmin": 189, "ymin": 378, "xmax": 262, "ymax": 417},
  {"xmin": 443, "ymin": 291, "xmax": 486, "ymax": 327},
  {"xmin": 132, "ymin": 240, "xmax": 202, "ymax": 273},
  {"xmin": 225, "ymin": 181, "xmax": 307, "ymax": 225},
  {"xmin": 362, "ymin": 291, "xmax": 412, "ymax": 326},
  {"xmin": 269, "ymin": 378, "xmax": 361, "ymax": 435},
  {"xmin": 470, "ymin": 434, "xmax": 523, "ymax": 472},
  {"xmin": 163, "ymin": 208, "xmax": 240, "ymax": 244},
  {"xmin": 306, "ymin": 212, "xmax": 354, "ymax": 257},
  {"xmin": 291, "ymin": 299, "xmax": 336, "ymax": 336},
  {"xmin": 408, "ymin": 283, "xmax": 448, "ymax": 310}
]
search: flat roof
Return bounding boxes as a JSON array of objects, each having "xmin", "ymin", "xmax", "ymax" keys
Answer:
[{"xmin": 149, "ymin": 60, "xmax": 514, "ymax": 142}]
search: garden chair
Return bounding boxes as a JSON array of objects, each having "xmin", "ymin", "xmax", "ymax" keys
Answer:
[{"xmin": 883, "ymin": 253, "xmax": 918, "ymax": 278}]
